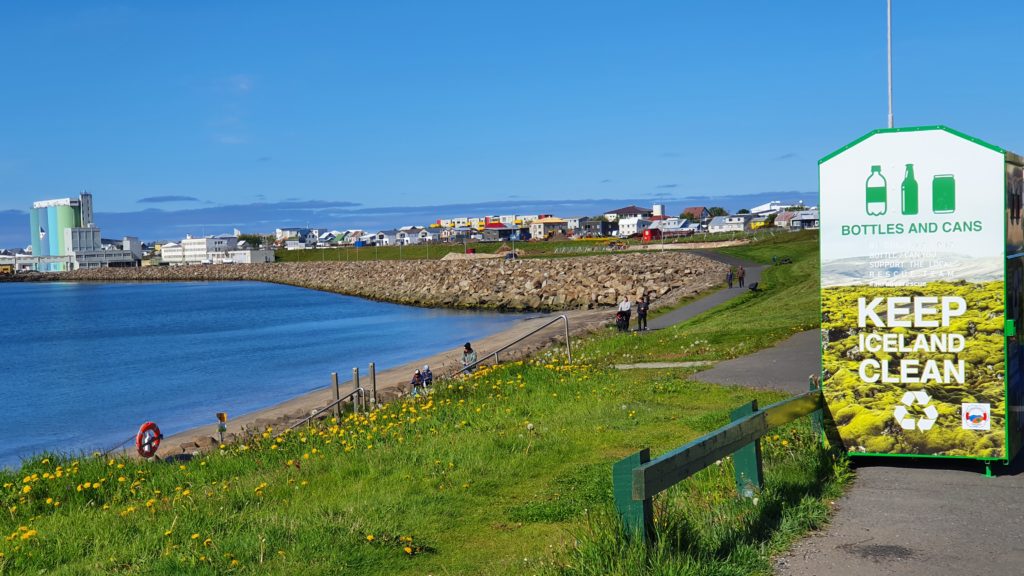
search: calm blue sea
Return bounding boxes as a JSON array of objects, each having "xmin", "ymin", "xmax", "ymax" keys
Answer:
[{"xmin": 0, "ymin": 281, "xmax": 528, "ymax": 469}]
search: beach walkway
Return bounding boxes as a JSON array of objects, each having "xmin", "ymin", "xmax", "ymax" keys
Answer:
[{"xmin": 646, "ymin": 250, "xmax": 763, "ymax": 331}]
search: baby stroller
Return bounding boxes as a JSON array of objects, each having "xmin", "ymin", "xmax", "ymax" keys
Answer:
[{"xmin": 615, "ymin": 310, "xmax": 627, "ymax": 332}]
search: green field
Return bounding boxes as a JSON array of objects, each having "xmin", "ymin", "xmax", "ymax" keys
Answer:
[
  {"xmin": 0, "ymin": 231, "xmax": 844, "ymax": 575},
  {"xmin": 272, "ymin": 229, "xmax": 786, "ymax": 262}
]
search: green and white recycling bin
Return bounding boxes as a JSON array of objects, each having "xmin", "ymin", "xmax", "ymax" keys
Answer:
[{"xmin": 819, "ymin": 125, "xmax": 1024, "ymax": 464}]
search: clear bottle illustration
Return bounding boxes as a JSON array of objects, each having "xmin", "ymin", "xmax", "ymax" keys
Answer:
[
  {"xmin": 933, "ymin": 174, "xmax": 956, "ymax": 213},
  {"xmin": 866, "ymin": 165, "xmax": 887, "ymax": 216},
  {"xmin": 901, "ymin": 163, "xmax": 918, "ymax": 215}
]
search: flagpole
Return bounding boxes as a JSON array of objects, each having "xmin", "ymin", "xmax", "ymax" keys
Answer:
[{"xmin": 887, "ymin": 0, "xmax": 894, "ymax": 128}]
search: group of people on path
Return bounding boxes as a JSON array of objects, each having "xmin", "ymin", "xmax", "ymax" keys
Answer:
[
  {"xmin": 410, "ymin": 342, "xmax": 476, "ymax": 396},
  {"xmin": 616, "ymin": 293, "xmax": 651, "ymax": 332},
  {"xmin": 409, "ymin": 364, "xmax": 434, "ymax": 396},
  {"xmin": 726, "ymin": 266, "xmax": 746, "ymax": 289}
]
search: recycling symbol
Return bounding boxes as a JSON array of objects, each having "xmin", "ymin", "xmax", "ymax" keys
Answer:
[{"xmin": 894, "ymin": 390, "xmax": 938, "ymax": 431}]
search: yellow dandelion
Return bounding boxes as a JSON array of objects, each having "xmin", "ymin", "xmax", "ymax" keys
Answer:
[
  {"xmin": 366, "ymin": 534, "xmax": 375, "ymax": 542},
  {"xmin": 404, "ymin": 546, "xmax": 413, "ymax": 555},
  {"xmin": 191, "ymin": 533, "xmax": 200, "ymax": 540},
  {"xmin": 21, "ymin": 485, "xmax": 31, "ymax": 494}
]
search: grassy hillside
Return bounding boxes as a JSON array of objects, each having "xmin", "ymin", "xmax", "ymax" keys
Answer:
[{"xmin": 0, "ymin": 231, "xmax": 842, "ymax": 575}]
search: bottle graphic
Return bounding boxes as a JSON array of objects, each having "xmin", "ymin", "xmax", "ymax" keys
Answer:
[
  {"xmin": 901, "ymin": 164, "xmax": 918, "ymax": 215},
  {"xmin": 933, "ymin": 174, "xmax": 956, "ymax": 214},
  {"xmin": 866, "ymin": 165, "xmax": 887, "ymax": 216}
]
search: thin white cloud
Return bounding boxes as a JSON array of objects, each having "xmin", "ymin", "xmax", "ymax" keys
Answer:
[
  {"xmin": 229, "ymin": 74, "xmax": 253, "ymax": 93},
  {"xmin": 216, "ymin": 134, "xmax": 247, "ymax": 145}
]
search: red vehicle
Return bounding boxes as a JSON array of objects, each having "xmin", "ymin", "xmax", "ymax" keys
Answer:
[{"xmin": 641, "ymin": 229, "xmax": 662, "ymax": 242}]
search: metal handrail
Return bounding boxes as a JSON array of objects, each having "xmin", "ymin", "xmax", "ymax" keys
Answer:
[
  {"xmin": 448, "ymin": 314, "xmax": 571, "ymax": 378},
  {"xmin": 287, "ymin": 387, "xmax": 366, "ymax": 431}
]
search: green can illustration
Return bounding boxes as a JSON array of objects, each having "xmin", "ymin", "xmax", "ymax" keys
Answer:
[
  {"xmin": 866, "ymin": 165, "xmax": 887, "ymax": 216},
  {"xmin": 933, "ymin": 174, "xmax": 956, "ymax": 213}
]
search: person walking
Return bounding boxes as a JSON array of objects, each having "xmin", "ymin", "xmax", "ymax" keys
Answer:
[
  {"xmin": 617, "ymin": 296, "xmax": 632, "ymax": 332},
  {"xmin": 462, "ymin": 342, "xmax": 478, "ymax": 374},
  {"xmin": 726, "ymin": 268, "xmax": 734, "ymax": 288},
  {"xmin": 738, "ymin": 266, "xmax": 746, "ymax": 288},
  {"xmin": 636, "ymin": 294, "xmax": 650, "ymax": 331}
]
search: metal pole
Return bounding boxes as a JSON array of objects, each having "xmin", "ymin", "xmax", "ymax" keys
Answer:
[
  {"xmin": 563, "ymin": 315, "xmax": 572, "ymax": 364},
  {"xmin": 369, "ymin": 362, "xmax": 377, "ymax": 407},
  {"xmin": 332, "ymin": 372, "xmax": 340, "ymax": 419},
  {"xmin": 887, "ymin": 0, "xmax": 894, "ymax": 128},
  {"xmin": 352, "ymin": 367, "xmax": 361, "ymax": 413}
]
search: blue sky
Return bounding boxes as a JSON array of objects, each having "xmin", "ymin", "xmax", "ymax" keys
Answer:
[{"xmin": 1, "ymin": 1, "xmax": 1022, "ymax": 245}]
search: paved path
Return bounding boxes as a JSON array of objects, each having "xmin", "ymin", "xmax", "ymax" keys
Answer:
[
  {"xmin": 648, "ymin": 251, "xmax": 763, "ymax": 331},
  {"xmin": 775, "ymin": 455, "xmax": 1024, "ymax": 576},
  {"xmin": 691, "ymin": 330, "xmax": 820, "ymax": 396},
  {"xmin": 675, "ymin": 324, "xmax": 1024, "ymax": 575}
]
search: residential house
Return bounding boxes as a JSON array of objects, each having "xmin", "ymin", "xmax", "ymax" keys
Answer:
[
  {"xmin": 791, "ymin": 210, "xmax": 820, "ymax": 230},
  {"xmin": 708, "ymin": 214, "xmax": 753, "ymax": 233},
  {"xmin": 275, "ymin": 227, "xmax": 310, "ymax": 243},
  {"xmin": 566, "ymin": 216, "xmax": 611, "ymax": 237},
  {"xmin": 603, "ymin": 205, "xmax": 653, "ymax": 222},
  {"xmin": 617, "ymin": 217, "xmax": 652, "ymax": 238},
  {"xmin": 482, "ymin": 223, "xmax": 515, "ymax": 242},
  {"xmin": 774, "ymin": 212, "xmax": 797, "ymax": 229},
  {"xmin": 440, "ymin": 226, "xmax": 473, "ymax": 242},
  {"xmin": 418, "ymin": 228, "xmax": 441, "ymax": 243},
  {"xmin": 396, "ymin": 227, "xmax": 425, "ymax": 245},
  {"xmin": 681, "ymin": 207, "xmax": 712, "ymax": 228},
  {"xmin": 375, "ymin": 229, "xmax": 399, "ymax": 246},
  {"xmin": 529, "ymin": 217, "xmax": 568, "ymax": 239}
]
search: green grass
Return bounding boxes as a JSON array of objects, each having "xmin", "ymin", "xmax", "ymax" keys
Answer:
[
  {"xmin": 0, "ymin": 230, "xmax": 843, "ymax": 575},
  {"xmin": 586, "ymin": 230, "xmax": 820, "ymax": 365},
  {"xmin": 272, "ymin": 228, "xmax": 786, "ymax": 263}
]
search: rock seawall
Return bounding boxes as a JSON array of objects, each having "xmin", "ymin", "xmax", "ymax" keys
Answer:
[{"xmin": 5, "ymin": 252, "xmax": 728, "ymax": 311}]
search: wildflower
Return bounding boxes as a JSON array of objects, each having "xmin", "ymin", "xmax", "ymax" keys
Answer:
[
  {"xmin": 782, "ymin": 440, "xmax": 790, "ymax": 447},
  {"xmin": 404, "ymin": 546, "xmax": 413, "ymax": 555},
  {"xmin": 21, "ymin": 485, "xmax": 31, "ymax": 494},
  {"xmin": 203, "ymin": 538, "xmax": 212, "ymax": 547},
  {"xmin": 366, "ymin": 534, "xmax": 375, "ymax": 542},
  {"xmin": 164, "ymin": 530, "xmax": 173, "ymax": 536},
  {"xmin": 20, "ymin": 529, "xmax": 37, "ymax": 540}
]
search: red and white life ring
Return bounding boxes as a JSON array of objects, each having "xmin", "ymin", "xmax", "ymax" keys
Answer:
[{"xmin": 136, "ymin": 422, "xmax": 162, "ymax": 458}]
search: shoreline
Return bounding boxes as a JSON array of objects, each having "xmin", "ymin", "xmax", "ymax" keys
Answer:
[{"xmin": 156, "ymin": 307, "xmax": 615, "ymax": 455}]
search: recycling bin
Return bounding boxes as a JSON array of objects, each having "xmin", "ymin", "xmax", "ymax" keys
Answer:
[{"xmin": 819, "ymin": 125, "xmax": 1024, "ymax": 463}]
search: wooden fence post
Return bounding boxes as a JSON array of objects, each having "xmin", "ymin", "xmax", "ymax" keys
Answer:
[
  {"xmin": 332, "ymin": 372, "xmax": 340, "ymax": 419},
  {"xmin": 730, "ymin": 400, "xmax": 763, "ymax": 498},
  {"xmin": 613, "ymin": 448, "xmax": 653, "ymax": 541}
]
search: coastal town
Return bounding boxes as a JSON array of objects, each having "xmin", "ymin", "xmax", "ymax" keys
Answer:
[{"xmin": 0, "ymin": 193, "xmax": 817, "ymax": 272}]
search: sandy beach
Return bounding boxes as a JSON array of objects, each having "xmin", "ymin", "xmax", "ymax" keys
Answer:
[{"xmin": 157, "ymin": 307, "xmax": 615, "ymax": 455}]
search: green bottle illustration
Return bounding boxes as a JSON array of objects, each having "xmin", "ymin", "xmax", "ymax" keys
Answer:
[
  {"xmin": 866, "ymin": 165, "xmax": 887, "ymax": 216},
  {"xmin": 933, "ymin": 174, "xmax": 956, "ymax": 213},
  {"xmin": 901, "ymin": 164, "xmax": 918, "ymax": 215}
]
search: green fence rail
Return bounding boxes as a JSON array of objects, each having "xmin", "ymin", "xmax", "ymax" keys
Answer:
[{"xmin": 613, "ymin": 378, "xmax": 824, "ymax": 541}]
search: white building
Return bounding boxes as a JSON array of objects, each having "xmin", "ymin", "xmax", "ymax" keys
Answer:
[
  {"xmin": 708, "ymin": 214, "xmax": 753, "ymax": 233},
  {"xmin": 160, "ymin": 235, "xmax": 272, "ymax": 265},
  {"xmin": 750, "ymin": 201, "xmax": 786, "ymax": 215},
  {"xmin": 617, "ymin": 217, "xmax": 652, "ymax": 238}
]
